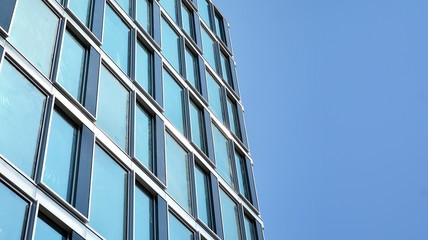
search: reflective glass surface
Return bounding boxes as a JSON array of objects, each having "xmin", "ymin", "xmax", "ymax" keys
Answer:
[
  {"xmin": 234, "ymin": 152, "xmax": 251, "ymax": 200},
  {"xmin": 97, "ymin": 66, "xmax": 129, "ymax": 151},
  {"xmin": 189, "ymin": 101, "xmax": 205, "ymax": 152},
  {"xmin": 9, "ymin": 0, "xmax": 59, "ymax": 77},
  {"xmin": 57, "ymin": 31, "xmax": 86, "ymax": 102},
  {"xmin": 136, "ymin": 42, "xmax": 152, "ymax": 94},
  {"xmin": 201, "ymin": 28, "xmax": 217, "ymax": 71},
  {"xmin": 137, "ymin": 0, "xmax": 152, "ymax": 34},
  {"xmin": 69, "ymin": 0, "xmax": 92, "ymax": 26},
  {"xmin": 160, "ymin": 0, "xmax": 177, "ymax": 22},
  {"xmin": 136, "ymin": 104, "xmax": 153, "ymax": 171},
  {"xmin": 227, "ymin": 97, "xmax": 240, "ymax": 138},
  {"xmin": 212, "ymin": 126, "xmax": 233, "ymax": 186},
  {"xmin": 168, "ymin": 213, "xmax": 193, "ymax": 240},
  {"xmin": 220, "ymin": 190, "xmax": 242, "ymax": 240},
  {"xmin": 161, "ymin": 18, "xmax": 181, "ymax": 72},
  {"xmin": 135, "ymin": 186, "xmax": 154, "ymax": 240},
  {"xmin": 220, "ymin": 52, "xmax": 232, "ymax": 86},
  {"xmin": 0, "ymin": 61, "xmax": 46, "ymax": 177},
  {"xmin": 214, "ymin": 13, "xmax": 226, "ymax": 42},
  {"xmin": 91, "ymin": 145, "xmax": 127, "ymax": 240},
  {"xmin": 116, "ymin": 0, "xmax": 131, "ymax": 14},
  {"xmin": 43, "ymin": 110, "xmax": 78, "ymax": 202},
  {"xmin": 103, "ymin": 5, "xmax": 130, "ymax": 75},
  {"xmin": 244, "ymin": 215, "xmax": 257, "ymax": 240},
  {"xmin": 34, "ymin": 216, "xmax": 66, "ymax": 240},
  {"xmin": 163, "ymin": 69, "xmax": 185, "ymax": 134},
  {"xmin": 0, "ymin": 182, "xmax": 28, "ymax": 240},
  {"xmin": 166, "ymin": 134, "xmax": 191, "ymax": 212},
  {"xmin": 195, "ymin": 165, "xmax": 212, "ymax": 228},
  {"xmin": 185, "ymin": 49, "xmax": 200, "ymax": 91},
  {"xmin": 181, "ymin": 4, "xmax": 194, "ymax": 39},
  {"xmin": 206, "ymin": 73, "xmax": 224, "ymax": 122},
  {"xmin": 199, "ymin": 0, "xmax": 211, "ymax": 26}
]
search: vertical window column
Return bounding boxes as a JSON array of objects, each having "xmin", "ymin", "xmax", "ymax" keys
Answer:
[{"xmin": 136, "ymin": 0, "xmax": 153, "ymax": 35}]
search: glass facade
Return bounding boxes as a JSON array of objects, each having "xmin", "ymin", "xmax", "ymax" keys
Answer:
[
  {"xmin": 0, "ymin": 182, "xmax": 28, "ymax": 240},
  {"xmin": 185, "ymin": 48, "xmax": 200, "ymax": 91},
  {"xmin": 206, "ymin": 72, "xmax": 224, "ymax": 122},
  {"xmin": 212, "ymin": 125, "xmax": 233, "ymax": 186},
  {"xmin": 168, "ymin": 213, "xmax": 193, "ymax": 240},
  {"xmin": 163, "ymin": 69, "xmax": 185, "ymax": 134},
  {"xmin": 201, "ymin": 28, "xmax": 217, "ymax": 71},
  {"xmin": 136, "ymin": 42, "xmax": 152, "ymax": 94},
  {"xmin": 195, "ymin": 165, "xmax": 213, "ymax": 228},
  {"xmin": 136, "ymin": 104, "xmax": 154, "ymax": 170},
  {"xmin": 161, "ymin": 18, "xmax": 181, "ymax": 72},
  {"xmin": 137, "ymin": 0, "xmax": 152, "ymax": 34},
  {"xmin": 68, "ymin": 0, "xmax": 92, "ymax": 26},
  {"xmin": 189, "ymin": 100, "xmax": 206, "ymax": 153},
  {"xmin": 34, "ymin": 216, "xmax": 66, "ymax": 240},
  {"xmin": 220, "ymin": 190, "xmax": 242, "ymax": 240},
  {"xmin": 135, "ymin": 185, "xmax": 154, "ymax": 240}
]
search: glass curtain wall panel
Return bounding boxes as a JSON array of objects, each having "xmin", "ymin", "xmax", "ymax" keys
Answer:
[
  {"xmin": 212, "ymin": 126, "xmax": 233, "ymax": 186},
  {"xmin": 135, "ymin": 186, "xmax": 154, "ymax": 240},
  {"xmin": 136, "ymin": 42, "xmax": 152, "ymax": 94},
  {"xmin": 185, "ymin": 49, "xmax": 200, "ymax": 91},
  {"xmin": 137, "ymin": 0, "xmax": 152, "ymax": 34},
  {"xmin": 201, "ymin": 28, "xmax": 217, "ymax": 71},
  {"xmin": 161, "ymin": 18, "xmax": 181, "ymax": 72},
  {"xmin": 168, "ymin": 213, "xmax": 193, "ymax": 240},
  {"xmin": 244, "ymin": 215, "xmax": 258, "ymax": 240},
  {"xmin": 34, "ymin": 216, "xmax": 67, "ymax": 240},
  {"xmin": 206, "ymin": 73, "xmax": 224, "ymax": 122},
  {"xmin": 194, "ymin": 165, "xmax": 213, "ymax": 228},
  {"xmin": 220, "ymin": 190, "xmax": 242, "ymax": 240},
  {"xmin": 163, "ymin": 69, "xmax": 185, "ymax": 134},
  {"xmin": 189, "ymin": 101, "xmax": 206, "ymax": 153},
  {"xmin": 135, "ymin": 104, "xmax": 154, "ymax": 171},
  {"xmin": 68, "ymin": 0, "xmax": 92, "ymax": 26},
  {"xmin": 0, "ymin": 182, "xmax": 29, "ymax": 240}
]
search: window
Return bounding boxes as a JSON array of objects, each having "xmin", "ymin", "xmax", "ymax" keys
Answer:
[
  {"xmin": 194, "ymin": 165, "xmax": 213, "ymax": 229},
  {"xmin": 220, "ymin": 51, "xmax": 233, "ymax": 87},
  {"xmin": 9, "ymin": 0, "xmax": 59, "ymax": 77},
  {"xmin": 184, "ymin": 48, "xmax": 200, "ymax": 91},
  {"xmin": 206, "ymin": 72, "xmax": 224, "ymax": 122},
  {"xmin": 201, "ymin": 28, "xmax": 217, "ymax": 71},
  {"xmin": 189, "ymin": 101, "xmax": 206, "ymax": 153},
  {"xmin": 68, "ymin": 0, "xmax": 92, "ymax": 26},
  {"xmin": 57, "ymin": 30, "xmax": 87, "ymax": 102},
  {"xmin": 166, "ymin": 133, "xmax": 192, "ymax": 212},
  {"xmin": 214, "ymin": 12, "xmax": 226, "ymax": 43},
  {"xmin": 135, "ymin": 104, "xmax": 154, "ymax": 171},
  {"xmin": 163, "ymin": 69, "xmax": 185, "ymax": 134},
  {"xmin": 219, "ymin": 190, "xmax": 242, "ymax": 240},
  {"xmin": 136, "ymin": 42, "xmax": 152, "ymax": 94},
  {"xmin": 43, "ymin": 109, "xmax": 79, "ymax": 202},
  {"xmin": 168, "ymin": 213, "xmax": 193, "ymax": 240},
  {"xmin": 0, "ymin": 60, "xmax": 46, "ymax": 177},
  {"xmin": 181, "ymin": 4, "xmax": 195, "ymax": 40},
  {"xmin": 199, "ymin": 0, "xmax": 211, "ymax": 27},
  {"xmin": 103, "ymin": 5, "xmax": 130, "ymax": 75},
  {"xmin": 115, "ymin": 0, "xmax": 131, "ymax": 14},
  {"xmin": 135, "ymin": 185, "xmax": 155, "ymax": 240},
  {"xmin": 234, "ymin": 151, "xmax": 251, "ymax": 200},
  {"xmin": 0, "ymin": 182, "xmax": 28, "ymax": 240},
  {"xmin": 34, "ymin": 215, "xmax": 67, "ymax": 240},
  {"xmin": 244, "ymin": 215, "xmax": 257, "ymax": 240},
  {"xmin": 212, "ymin": 125, "xmax": 233, "ymax": 186},
  {"xmin": 161, "ymin": 18, "xmax": 181, "ymax": 72},
  {"xmin": 160, "ymin": 0, "xmax": 178, "ymax": 23},
  {"xmin": 97, "ymin": 66, "xmax": 129, "ymax": 151},
  {"xmin": 137, "ymin": 0, "xmax": 152, "ymax": 35},
  {"xmin": 227, "ymin": 97, "xmax": 241, "ymax": 138},
  {"xmin": 90, "ymin": 145, "xmax": 127, "ymax": 240}
]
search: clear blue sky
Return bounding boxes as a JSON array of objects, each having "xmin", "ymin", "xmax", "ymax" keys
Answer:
[{"xmin": 214, "ymin": 0, "xmax": 428, "ymax": 239}]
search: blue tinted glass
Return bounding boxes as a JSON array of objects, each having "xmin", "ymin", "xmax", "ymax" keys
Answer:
[
  {"xmin": 0, "ymin": 61, "xmax": 46, "ymax": 177},
  {"xmin": 97, "ymin": 66, "xmax": 129, "ymax": 151},
  {"xmin": 57, "ymin": 31, "xmax": 86, "ymax": 102},
  {"xmin": 166, "ymin": 134, "xmax": 192, "ymax": 212},
  {"xmin": 185, "ymin": 49, "xmax": 200, "ymax": 90},
  {"xmin": 189, "ymin": 101, "xmax": 205, "ymax": 152},
  {"xmin": 34, "ymin": 216, "xmax": 66, "ymax": 240},
  {"xmin": 136, "ymin": 104, "xmax": 153, "ymax": 171},
  {"xmin": 212, "ymin": 126, "xmax": 233, "ymax": 186},
  {"xmin": 244, "ymin": 215, "xmax": 257, "ymax": 240},
  {"xmin": 227, "ymin": 97, "xmax": 240, "ymax": 138},
  {"xmin": 135, "ymin": 186, "xmax": 154, "ymax": 240},
  {"xmin": 206, "ymin": 73, "xmax": 224, "ymax": 122},
  {"xmin": 160, "ymin": 0, "xmax": 177, "ymax": 22},
  {"xmin": 220, "ymin": 52, "xmax": 232, "ymax": 86},
  {"xmin": 0, "ymin": 182, "xmax": 28, "ymax": 240},
  {"xmin": 234, "ymin": 152, "xmax": 250, "ymax": 200},
  {"xmin": 214, "ymin": 13, "xmax": 226, "ymax": 42},
  {"xmin": 161, "ymin": 19, "xmax": 181, "ymax": 72},
  {"xmin": 195, "ymin": 166, "xmax": 212, "ymax": 228},
  {"xmin": 199, "ymin": 0, "xmax": 211, "ymax": 26},
  {"xmin": 163, "ymin": 70, "xmax": 185, "ymax": 134},
  {"xmin": 9, "ymin": 0, "xmax": 59, "ymax": 77},
  {"xmin": 136, "ymin": 42, "xmax": 152, "ymax": 94},
  {"xmin": 69, "ymin": 0, "xmax": 92, "ymax": 26},
  {"xmin": 168, "ymin": 213, "xmax": 193, "ymax": 240},
  {"xmin": 91, "ymin": 146, "xmax": 127, "ymax": 240},
  {"xmin": 103, "ymin": 5, "xmax": 130, "ymax": 75},
  {"xmin": 137, "ymin": 0, "xmax": 152, "ymax": 34},
  {"xmin": 201, "ymin": 28, "xmax": 217, "ymax": 71},
  {"xmin": 43, "ymin": 110, "xmax": 78, "ymax": 202},
  {"xmin": 181, "ymin": 5, "xmax": 194, "ymax": 39},
  {"xmin": 220, "ymin": 190, "xmax": 241, "ymax": 240},
  {"xmin": 116, "ymin": 0, "xmax": 130, "ymax": 14}
]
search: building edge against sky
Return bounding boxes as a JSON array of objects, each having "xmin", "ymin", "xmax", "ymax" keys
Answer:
[{"xmin": 0, "ymin": 0, "xmax": 264, "ymax": 239}]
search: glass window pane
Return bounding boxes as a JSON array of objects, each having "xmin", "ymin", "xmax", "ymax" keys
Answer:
[
  {"xmin": 159, "ymin": 0, "xmax": 177, "ymax": 23},
  {"xmin": 115, "ymin": 0, "xmax": 131, "ymax": 14},
  {"xmin": 206, "ymin": 73, "xmax": 224, "ymax": 122},
  {"xmin": 220, "ymin": 52, "xmax": 232, "ymax": 86},
  {"xmin": 69, "ymin": 0, "xmax": 92, "ymax": 26},
  {"xmin": 9, "ymin": 0, "xmax": 59, "ymax": 76},
  {"xmin": 161, "ymin": 18, "xmax": 181, "ymax": 72},
  {"xmin": 234, "ymin": 152, "xmax": 251, "ymax": 200},
  {"xmin": 163, "ymin": 69, "xmax": 185, "ymax": 134},
  {"xmin": 0, "ymin": 61, "xmax": 46, "ymax": 177},
  {"xmin": 34, "ymin": 216, "xmax": 66, "ymax": 240},
  {"xmin": 168, "ymin": 213, "xmax": 193, "ymax": 240},
  {"xmin": 189, "ymin": 101, "xmax": 205, "ymax": 152},
  {"xmin": 97, "ymin": 66, "xmax": 129, "ymax": 151},
  {"xmin": 199, "ymin": 0, "xmax": 211, "ymax": 26},
  {"xmin": 214, "ymin": 13, "xmax": 226, "ymax": 42},
  {"xmin": 185, "ymin": 49, "xmax": 200, "ymax": 91},
  {"xmin": 220, "ymin": 190, "xmax": 242, "ymax": 240},
  {"xmin": 212, "ymin": 126, "xmax": 233, "ymax": 186},
  {"xmin": 244, "ymin": 215, "xmax": 257, "ymax": 240},
  {"xmin": 103, "ymin": 5, "xmax": 130, "ymax": 75},
  {"xmin": 43, "ymin": 110, "xmax": 78, "ymax": 202},
  {"xmin": 136, "ymin": 104, "xmax": 153, "ymax": 171},
  {"xmin": 181, "ymin": 4, "xmax": 194, "ymax": 39},
  {"xmin": 166, "ymin": 133, "xmax": 192, "ymax": 212},
  {"xmin": 135, "ymin": 186, "xmax": 154, "ymax": 240},
  {"xmin": 137, "ymin": 0, "xmax": 152, "ymax": 34},
  {"xmin": 90, "ymin": 145, "xmax": 127, "ymax": 240},
  {"xmin": 195, "ymin": 166, "xmax": 212, "ymax": 228},
  {"xmin": 201, "ymin": 28, "xmax": 217, "ymax": 71},
  {"xmin": 227, "ymin": 97, "xmax": 241, "ymax": 138},
  {"xmin": 0, "ymin": 182, "xmax": 28, "ymax": 240},
  {"xmin": 57, "ymin": 30, "xmax": 86, "ymax": 102},
  {"xmin": 136, "ymin": 42, "xmax": 152, "ymax": 94}
]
